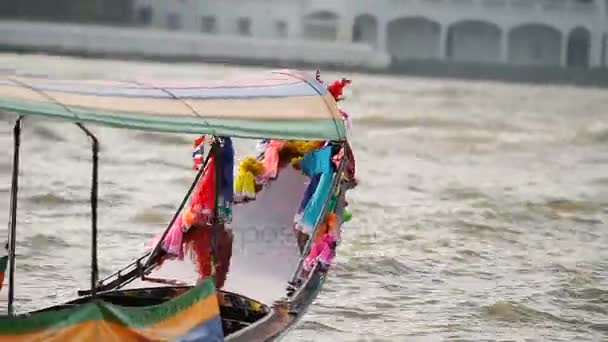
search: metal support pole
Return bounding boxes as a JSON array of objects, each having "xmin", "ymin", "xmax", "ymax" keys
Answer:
[
  {"xmin": 7, "ymin": 117, "xmax": 23, "ymax": 315},
  {"xmin": 211, "ymin": 137, "xmax": 222, "ymax": 269},
  {"xmin": 76, "ymin": 123, "xmax": 99, "ymax": 296}
]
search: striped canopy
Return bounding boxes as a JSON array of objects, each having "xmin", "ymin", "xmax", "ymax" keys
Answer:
[{"xmin": 0, "ymin": 69, "xmax": 346, "ymax": 141}]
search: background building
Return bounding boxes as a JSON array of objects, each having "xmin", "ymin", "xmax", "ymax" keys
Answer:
[
  {"xmin": 0, "ymin": 0, "xmax": 133, "ymax": 24},
  {"xmin": 133, "ymin": 0, "xmax": 608, "ymax": 68}
]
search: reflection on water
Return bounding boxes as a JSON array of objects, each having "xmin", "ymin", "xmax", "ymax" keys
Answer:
[{"xmin": 0, "ymin": 53, "xmax": 606, "ymax": 341}]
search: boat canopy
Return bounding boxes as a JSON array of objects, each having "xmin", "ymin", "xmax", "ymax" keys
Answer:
[{"xmin": 0, "ymin": 69, "xmax": 346, "ymax": 141}]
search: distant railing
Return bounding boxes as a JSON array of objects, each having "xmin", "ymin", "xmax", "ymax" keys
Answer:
[
  {"xmin": 347, "ymin": 0, "xmax": 598, "ymax": 15},
  {"xmin": 417, "ymin": 0, "xmax": 597, "ymax": 12}
]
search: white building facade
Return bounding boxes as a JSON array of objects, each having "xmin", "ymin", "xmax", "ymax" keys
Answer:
[{"xmin": 133, "ymin": 0, "xmax": 608, "ymax": 68}]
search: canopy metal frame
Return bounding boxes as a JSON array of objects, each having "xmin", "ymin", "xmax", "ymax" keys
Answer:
[
  {"xmin": 7, "ymin": 116, "xmax": 22, "ymax": 315},
  {"xmin": 82, "ymin": 137, "xmax": 224, "ymax": 295},
  {"xmin": 4, "ymin": 123, "xmax": 225, "ymax": 304},
  {"xmin": 5, "ymin": 117, "xmax": 101, "ymax": 314},
  {"xmin": 79, "ymin": 143, "xmax": 215, "ymax": 296},
  {"xmin": 76, "ymin": 123, "xmax": 99, "ymax": 297}
]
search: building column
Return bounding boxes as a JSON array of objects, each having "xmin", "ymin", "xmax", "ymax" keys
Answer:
[
  {"xmin": 377, "ymin": 19, "xmax": 387, "ymax": 52},
  {"xmin": 500, "ymin": 30, "xmax": 509, "ymax": 63},
  {"xmin": 560, "ymin": 32, "xmax": 568, "ymax": 67},
  {"xmin": 594, "ymin": 0, "xmax": 607, "ymax": 67},
  {"xmin": 337, "ymin": 15, "xmax": 354, "ymax": 42},
  {"xmin": 590, "ymin": 31, "xmax": 603, "ymax": 67},
  {"xmin": 600, "ymin": 33, "xmax": 608, "ymax": 68},
  {"xmin": 438, "ymin": 25, "xmax": 447, "ymax": 60}
]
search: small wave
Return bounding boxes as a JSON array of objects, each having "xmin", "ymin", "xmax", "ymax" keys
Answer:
[
  {"xmin": 589, "ymin": 323, "xmax": 608, "ymax": 333},
  {"xmin": 26, "ymin": 193, "xmax": 79, "ymax": 206},
  {"xmin": 24, "ymin": 234, "xmax": 71, "ymax": 249},
  {"xmin": 590, "ymin": 177, "xmax": 608, "ymax": 186},
  {"xmin": 30, "ymin": 124, "xmax": 66, "ymax": 142},
  {"xmin": 172, "ymin": 176, "xmax": 196, "ymax": 186},
  {"xmin": 549, "ymin": 263, "xmax": 587, "ymax": 276},
  {"xmin": 574, "ymin": 288, "xmax": 608, "ymax": 301},
  {"xmin": 103, "ymin": 229, "xmax": 152, "ymax": 241},
  {"xmin": 526, "ymin": 199, "xmax": 606, "ymax": 222},
  {"xmin": 354, "ymin": 115, "xmax": 472, "ymax": 130},
  {"xmin": 134, "ymin": 132, "xmax": 193, "ymax": 145},
  {"xmin": 130, "ymin": 208, "xmax": 170, "ymax": 225},
  {"xmin": 18, "ymin": 262, "xmax": 60, "ymax": 273},
  {"xmin": 98, "ymin": 193, "xmax": 129, "ymax": 207},
  {"xmin": 549, "ymin": 287, "xmax": 608, "ymax": 307},
  {"xmin": 325, "ymin": 306, "xmax": 385, "ymax": 320},
  {"xmin": 545, "ymin": 199, "xmax": 603, "ymax": 213},
  {"xmin": 151, "ymin": 202, "xmax": 178, "ymax": 211},
  {"xmin": 481, "ymin": 301, "xmax": 573, "ymax": 325},
  {"xmin": 351, "ymin": 199, "xmax": 401, "ymax": 213},
  {"xmin": 335, "ymin": 255, "xmax": 414, "ymax": 278},
  {"xmin": 296, "ymin": 320, "xmax": 346, "ymax": 333},
  {"xmin": 455, "ymin": 219, "xmax": 498, "ymax": 234},
  {"xmin": 570, "ymin": 304, "xmax": 608, "ymax": 315},
  {"xmin": 441, "ymin": 185, "xmax": 489, "ymax": 202},
  {"xmin": 571, "ymin": 217, "xmax": 604, "ymax": 225},
  {"xmin": 573, "ymin": 121, "xmax": 608, "ymax": 144},
  {"xmin": 141, "ymin": 158, "xmax": 187, "ymax": 170},
  {"xmin": 457, "ymin": 249, "xmax": 482, "ymax": 259}
]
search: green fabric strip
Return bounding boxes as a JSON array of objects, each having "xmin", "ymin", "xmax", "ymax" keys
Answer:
[
  {"xmin": 0, "ymin": 97, "xmax": 346, "ymax": 141},
  {"xmin": 0, "ymin": 256, "xmax": 7, "ymax": 273},
  {"xmin": 327, "ymin": 196, "xmax": 337, "ymax": 213},
  {"xmin": 0, "ymin": 277, "xmax": 217, "ymax": 334}
]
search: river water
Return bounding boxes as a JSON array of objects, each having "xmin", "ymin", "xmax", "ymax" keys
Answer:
[{"xmin": 0, "ymin": 53, "xmax": 606, "ymax": 341}]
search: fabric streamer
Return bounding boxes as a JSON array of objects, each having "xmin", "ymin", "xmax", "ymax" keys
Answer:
[
  {"xmin": 294, "ymin": 174, "xmax": 321, "ymax": 224},
  {"xmin": 183, "ymin": 225, "xmax": 213, "ymax": 281},
  {"xmin": 188, "ymin": 156, "xmax": 216, "ymax": 227},
  {"xmin": 192, "ymin": 136, "xmax": 206, "ymax": 170},
  {"xmin": 297, "ymin": 146, "xmax": 334, "ymax": 235},
  {"xmin": 218, "ymin": 137, "xmax": 234, "ymax": 219},
  {"xmin": 313, "ymin": 212, "xmax": 338, "ymax": 244},
  {"xmin": 257, "ymin": 140, "xmax": 286, "ymax": 182},
  {"xmin": 303, "ymin": 233, "xmax": 337, "ymax": 272},
  {"xmin": 234, "ymin": 157, "xmax": 264, "ymax": 201}
]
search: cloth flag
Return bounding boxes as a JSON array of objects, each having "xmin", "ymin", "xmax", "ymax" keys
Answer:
[{"xmin": 192, "ymin": 136, "xmax": 206, "ymax": 170}]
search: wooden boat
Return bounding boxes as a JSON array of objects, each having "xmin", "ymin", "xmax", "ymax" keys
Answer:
[{"xmin": 0, "ymin": 69, "xmax": 356, "ymax": 341}]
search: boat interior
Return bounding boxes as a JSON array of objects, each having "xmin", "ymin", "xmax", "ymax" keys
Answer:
[
  {"xmin": 131, "ymin": 163, "xmax": 306, "ymax": 291},
  {"xmin": 70, "ymin": 163, "xmax": 318, "ymax": 337}
]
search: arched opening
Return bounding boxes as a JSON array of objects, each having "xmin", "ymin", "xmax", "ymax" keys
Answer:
[
  {"xmin": 387, "ymin": 17, "xmax": 441, "ymax": 61},
  {"xmin": 303, "ymin": 11, "xmax": 338, "ymax": 41},
  {"xmin": 353, "ymin": 14, "xmax": 378, "ymax": 47},
  {"xmin": 566, "ymin": 27, "xmax": 591, "ymax": 68},
  {"xmin": 508, "ymin": 24, "xmax": 562, "ymax": 66},
  {"xmin": 446, "ymin": 20, "xmax": 501, "ymax": 63}
]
